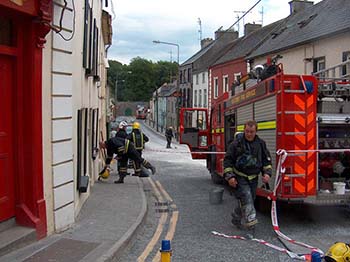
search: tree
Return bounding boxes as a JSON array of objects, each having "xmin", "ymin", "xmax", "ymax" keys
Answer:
[{"xmin": 107, "ymin": 57, "xmax": 178, "ymax": 102}]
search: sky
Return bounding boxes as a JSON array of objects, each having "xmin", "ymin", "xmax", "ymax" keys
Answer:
[{"xmin": 107, "ymin": 0, "xmax": 321, "ymax": 65}]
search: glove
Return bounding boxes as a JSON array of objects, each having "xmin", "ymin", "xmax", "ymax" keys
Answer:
[{"xmin": 224, "ymin": 172, "xmax": 236, "ymax": 182}]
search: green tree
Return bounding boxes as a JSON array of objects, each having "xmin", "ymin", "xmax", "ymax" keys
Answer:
[{"xmin": 107, "ymin": 57, "xmax": 178, "ymax": 102}]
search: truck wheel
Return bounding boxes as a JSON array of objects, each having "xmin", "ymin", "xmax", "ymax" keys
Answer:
[{"xmin": 211, "ymin": 172, "xmax": 224, "ymax": 184}]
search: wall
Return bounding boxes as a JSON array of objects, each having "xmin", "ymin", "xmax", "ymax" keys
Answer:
[
  {"xmin": 42, "ymin": 0, "xmax": 108, "ymax": 233},
  {"xmin": 252, "ymin": 33, "xmax": 350, "ymax": 75}
]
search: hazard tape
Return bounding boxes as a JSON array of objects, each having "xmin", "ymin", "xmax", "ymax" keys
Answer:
[
  {"xmin": 145, "ymin": 149, "xmax": 225, "ymax": 154},
  {"xmin": 211, "ymin": 231, "xmax": 310, "ymax": 260},
  {"xmin": 212, "ymin": 148, "xmax": 325, "ymax": 260}
]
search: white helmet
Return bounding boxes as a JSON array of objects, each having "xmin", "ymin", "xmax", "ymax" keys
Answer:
[{"xmin": 119, "ymin": 121, "xmax": 128, "ymax": 129}]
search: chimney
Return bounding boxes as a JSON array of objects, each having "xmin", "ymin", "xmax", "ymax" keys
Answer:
[
  {"xmin": 201, "ymin": 38, "xmax": 213, "ymax": 49},
  {"xmin": 214, "ymin": 28, "xmax": 238, "ymax": 42},
  {"xmin": 289, "ymin": 0, "xmax": 314, "ymax": 14},
  {"xmin": 244, "ymin": 23, "xmax": 262, "ymax": 36}
]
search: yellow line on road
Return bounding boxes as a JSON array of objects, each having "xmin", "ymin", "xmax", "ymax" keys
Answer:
[
  {"xmin": 152, "ymin": 210, "xmax": 179, "ymax": 262},
  {"xmin": 148, "ymin": 177, "xmax": 163, "ymax": 202},
  {"xmin": 155, "ymin": 180, "xmax": 173, "ymax": 203},
  {"xmin": 137, "ymin": 212, "xmax": 168, "ymax": 262}
]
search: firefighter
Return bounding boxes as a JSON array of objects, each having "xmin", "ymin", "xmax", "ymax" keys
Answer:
[
  {"xmin": 128, "ymin": 121, "xmax": 150, "ymax": 177},
  {"xmin": 116, "ymin": 121, "xmax": 128, "ymax": 139},
  {"xmin": 165, "ymin": 126, "xmax": 174, "ymax": 148},
  {"xmin": 99, "ymin": 137, "xmax": 156, "ymax": 184},
  {"xmin": 223, "ymin": 120, "xmax": 272, "ymax": 229},
  {"xmin": 127, "ymin": 121, "xmax": 149, "ymax": 157}
]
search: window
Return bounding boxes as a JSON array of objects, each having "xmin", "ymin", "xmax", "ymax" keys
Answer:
[
  {"xmin": 214, "ymin": 77, "xmax": 218, "ymax": 98},
  {"xmin": 202, "ymin": 72, "xmax": 206, "ymax": 83},
  {"xmin": 204, "ymin": 89, "xmax": 207, "ymax": 107},
  {"xmin": 184, "ymin": 69, "xmax": 187, "ymax": 82},
  {"xmin": 223, "ymin": 75, "xmax": 229, "ymax": 93},
  {"xmin": 199, "ymin": 90, "xmax": 202, "ymax": 107},
  {"xmin": 196, "ymin": 74, "xmax": 199, "ymax": 85},
  {"xmin": 188, "ymin": 68, "xmax": 191, "ymax": 83},
  {"xmin": 180, "ymin": 71, "xmax": 183, "ymax": 83},
  {"xmin": 194, "ymin": 90, "xmax": 198, "ymax": 107},
  {"xmin": 342, "ymin": 51, "xmax": 350, "ymax": 77},
  {"xmin": 234, "ymin": 72, "xmax": 242, "ymax": 82},
  {"xmin": 313, "ymin": 57, "xmax": 325, "ymax": 73}
]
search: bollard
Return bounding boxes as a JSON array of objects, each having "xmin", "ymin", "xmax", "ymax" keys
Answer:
[
  {"xmin": 160, "ymin": 239, "xmax": 172, "ymax": 262},
  {"xmin": 311, "ymin": 251, "xmax": 322, "ymax": 262}
]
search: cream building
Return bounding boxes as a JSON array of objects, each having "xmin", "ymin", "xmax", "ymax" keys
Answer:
[{"xmin": 42, "ymin": 0, "xmax": 111, "ymax": 234}]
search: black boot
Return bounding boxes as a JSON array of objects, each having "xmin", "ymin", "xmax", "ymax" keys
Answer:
[
  {"xmin": 114, "ymin": 173, "xmax": 126, "ymax": 184},
  {"xmin": 143, "ymin": 161, "xmax": 156, "ymax": 175}
]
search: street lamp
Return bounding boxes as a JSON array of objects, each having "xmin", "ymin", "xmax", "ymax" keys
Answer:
[{"xmin": 152, "ymin": 40, "xmax": 180, "ymax": 136}]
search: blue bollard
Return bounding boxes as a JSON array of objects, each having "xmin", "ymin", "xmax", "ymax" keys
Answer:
[
  {"xmin": 160, "ymin": 240, "xmax": 172, "ymax": 262},
  {"xmin": 311, "ymin": 251, "xmax": 322, "ymax": 262}
]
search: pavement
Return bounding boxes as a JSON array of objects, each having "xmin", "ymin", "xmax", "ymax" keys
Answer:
[{"xmin": 1, "ymin": 175, "xmax": 147, "ymax": 262}]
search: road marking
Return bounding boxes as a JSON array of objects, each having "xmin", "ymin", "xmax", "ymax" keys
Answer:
[
  {"xmin": 152, "ymin": 210, "xmax": 179, "ymax": 262},
  {"xmin": 148, "ymin": 177, "xmax": 163, "ymax": 202},
  {"xmin": 137, "ymin": 212, "xmax": 168, "ymax": 262},
  {"xmin": 155, "ymin": 180, "xmax": 173, "ymax": 203}
]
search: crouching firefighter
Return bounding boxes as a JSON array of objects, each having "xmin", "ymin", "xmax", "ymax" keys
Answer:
[
  {"xmin": 223, "ymin": 120, "xmax": 272, "ymax": 229},
  {"xmin": 99, "ymin": 137, "xmax": 156, "ymax": 184}
]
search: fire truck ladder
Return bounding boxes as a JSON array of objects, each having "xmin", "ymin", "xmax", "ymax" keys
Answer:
[
  {"xmin": 313, "ymin": 59, "xmax": 350, "ymax": 100},
  {"xmin": 276, "ymin": 74, "xmax": 317, "ymax": 198}
]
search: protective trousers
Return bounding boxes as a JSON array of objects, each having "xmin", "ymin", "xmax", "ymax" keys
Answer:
[{"xmin": 231, "ymin": 176, "xmax": 258, "ymax": 227}]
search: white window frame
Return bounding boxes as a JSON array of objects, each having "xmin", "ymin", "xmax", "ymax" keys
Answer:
[
  {"xmin": 196, "ymin": 74, "xmax": 199, "ymax": 85},
  {"xmin": 194, "ymin": 90, "xmax": 198, "ymax": 107},
  {"xmin": 223, "ymin": 75, "xmax": 229, "ymax": 93},
  {"xmin": 199, "ymin": 89, "xmax": 202, "ymax": 107},
  {"xmin": 202, "ymin": 72, "xmax": 206, "ymax": 83},
  {"xmin": 203, "ymin": 89, "xmax": 207, "ymax": 107},
  {"xmin": 214, "ymin": 77, "xmax": 218, "ymax": 98}
]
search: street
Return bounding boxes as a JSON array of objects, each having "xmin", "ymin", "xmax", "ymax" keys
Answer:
[{"xmin": 118, "ymin": 121, "xmax": 350, "ymax": 262}]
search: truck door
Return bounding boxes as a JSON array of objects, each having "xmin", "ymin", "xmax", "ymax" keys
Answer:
[{"xmin": 179, "ymin": 108, "xmax": 209, "ymax": 159}]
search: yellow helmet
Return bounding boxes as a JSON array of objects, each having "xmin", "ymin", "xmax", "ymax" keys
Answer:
[
  {"xmin": 324, "ymin": 242, "xmax": 350, "ymax": 262},
  {"xmin": 99, "ymin": 167, "xmax": 110, "ymax": 179},
  {"xmin": 133, "ymin": 122, "xmax": 140, "ymax": 129}
]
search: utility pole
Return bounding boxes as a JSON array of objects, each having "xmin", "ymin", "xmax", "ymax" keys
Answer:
[
  {"xmin": 259, "ymin": 6, "xmax": 264, "ymax": 26},
  {"xmin": 198, "ymin": 18, "xmax": 202, "ymax": 47}
]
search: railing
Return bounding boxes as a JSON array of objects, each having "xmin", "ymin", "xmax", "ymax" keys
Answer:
[{"xmin": 313, "ymin": 59, "xmax": 350, "ymax": 81}]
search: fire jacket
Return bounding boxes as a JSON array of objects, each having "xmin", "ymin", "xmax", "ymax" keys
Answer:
[
  {"xmin": 223, "ymin": 135, "xmax": 272, "ymax": 180},
  {"xmin": 127, "ymin": 129, "xmax": 149, "ymax": 150},
  {"xmin": 105, "ymin": 137, "xmax": 131, "ymax": 164}
]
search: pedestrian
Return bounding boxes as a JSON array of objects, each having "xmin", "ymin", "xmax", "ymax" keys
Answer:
[
  {"xmin": 127, "ymin": 121, "xmax": 150, "ymax": 177},
  {"xmin": 223, "ymin": 120, "xmax": 272, "ymax": 229},
  {"xmin": 99, "ymin": 137, "xmax": 156, "ymax": 184},
  {"xmin": 165, "ymin": 126, "xmax": 174, "ymax": 148}
]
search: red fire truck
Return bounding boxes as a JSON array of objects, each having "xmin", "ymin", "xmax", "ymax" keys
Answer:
[{"xmin": 179, "ymin": 61, "xmax": 350, "ymax": 205}]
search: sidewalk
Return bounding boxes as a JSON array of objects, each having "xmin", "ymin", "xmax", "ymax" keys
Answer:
[{"xmin": 1, "ymin": 176, "xmax": 147, "ymax": 262}]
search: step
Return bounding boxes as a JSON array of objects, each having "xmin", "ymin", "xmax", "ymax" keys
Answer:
[
  {"xmin": 0, "ymin": 218, "xmax": 16, "ymax": 233},
  {"xmin": 0, "ymin": 225, "xmax": 36, "ymax": 257}
]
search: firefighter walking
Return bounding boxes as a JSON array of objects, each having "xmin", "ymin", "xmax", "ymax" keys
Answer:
[{"xmin": 223, "ymin": 120, "xmax": 272, "ymax": 229}]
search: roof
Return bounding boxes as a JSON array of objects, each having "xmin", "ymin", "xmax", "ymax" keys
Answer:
[
  {"xmin": 213, "ymin": 20, "xmax": 285, "ymax": 66},
  {"xmin": 248, "ymin": 0, "xmax": 350, "ymax": 59},
  {"xmin": 181, "ymin": 30, "xmax": 239, "ymax": 72}
]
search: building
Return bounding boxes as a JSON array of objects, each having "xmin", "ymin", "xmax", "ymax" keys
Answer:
[{"xmin": 0, "ymin": 0, "xmax": 111, "ymax": 240}]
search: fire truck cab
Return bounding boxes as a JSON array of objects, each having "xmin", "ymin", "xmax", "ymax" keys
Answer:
[{"xmin": 179, "ymin": 61, "xmax": 350, "ymax": 205}]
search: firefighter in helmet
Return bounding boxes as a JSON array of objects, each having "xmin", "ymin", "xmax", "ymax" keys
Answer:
[
  {"xmin": 223, "ymin": 120, "xmax": 272, "ymax": 229},
  {"xmin": 99, "ymin": 137, "xmax": 156, "ymax": 183},
  {"xmin": 324, "ymin": 242, "xmax": 350, "ymax": 262},
  {"xmin": 127, "ymin": 121, "xmax": 149, "ymax": 157}
]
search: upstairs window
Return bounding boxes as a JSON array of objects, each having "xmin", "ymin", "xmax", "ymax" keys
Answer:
[
  {"xmin": 214, "ymin": 77, "xmax": 219, "ymax": 98},
  {"xmin": 223, "ymin": 75, "xmax": 229, "ymax": 93}
]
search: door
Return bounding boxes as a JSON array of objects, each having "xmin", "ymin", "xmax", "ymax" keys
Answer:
[{"xmin": 0, "ymin": 55, "xmax": 15, "ymax": 222}]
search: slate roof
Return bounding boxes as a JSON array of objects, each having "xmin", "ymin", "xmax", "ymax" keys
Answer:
[
  {"xmin": 181, "ymin": 31, "xmax": 240, "ymax": 72},
  {"xmin": 248, "ymin": 0, "xmax": 350, "ymax": 59},
  {"xmin": 213, "ymin": 20, "xmax": 285, "ymax": 66}
]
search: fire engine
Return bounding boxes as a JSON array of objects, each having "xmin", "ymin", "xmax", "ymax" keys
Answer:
[
  {"xmin": 179, "ymin": 59, "xmax": 350, "ymax": 205},
  {"xmin": 136, "ymin": 105, "xmax": 147, "ymax": 119}
]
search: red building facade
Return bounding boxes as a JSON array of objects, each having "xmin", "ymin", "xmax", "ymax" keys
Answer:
[{"xmin": 0, "ymin": 0, "xmax": 52, "ymax": 239}]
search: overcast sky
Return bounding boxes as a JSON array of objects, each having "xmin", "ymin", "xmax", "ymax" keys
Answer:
[{"xmin": 107, "ymin": 0, "xmax": 321, "ymax": 65}]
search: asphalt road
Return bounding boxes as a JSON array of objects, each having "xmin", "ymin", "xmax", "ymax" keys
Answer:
[{"xmin": 118, "ymin": 120, "xmax": 350, "ymax": 262}]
